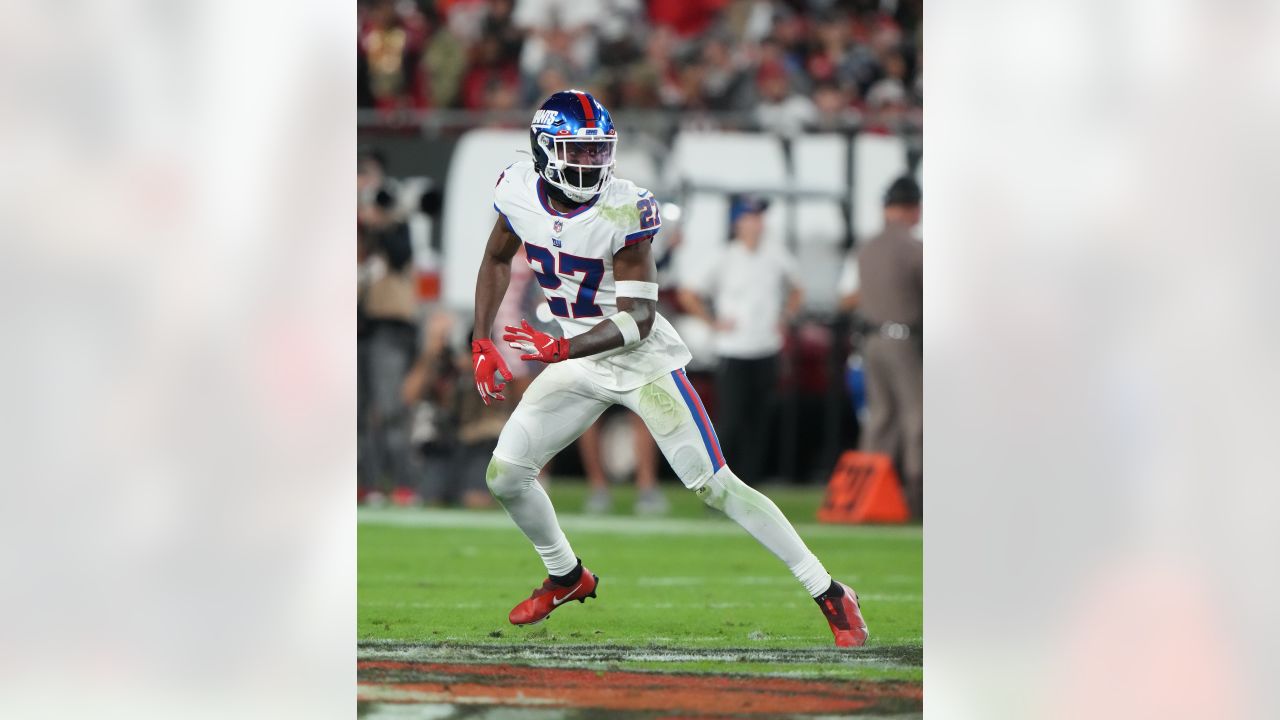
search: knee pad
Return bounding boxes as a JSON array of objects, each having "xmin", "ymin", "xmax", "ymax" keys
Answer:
[
  {"xmin": 693, "ymin": 468, "xmax": 743, "ymax": 512},
  {"xmin": 485, "ymin": 455, "xmax": 538, "ymax": 499}
]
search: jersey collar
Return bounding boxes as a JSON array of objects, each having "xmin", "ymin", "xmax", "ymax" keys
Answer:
[{"xmin": 537, "ymin": 178, "xmax": 600, "ymax": 218}]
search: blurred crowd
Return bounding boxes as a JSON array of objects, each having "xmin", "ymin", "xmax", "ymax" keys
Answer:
[{"xmin": 358, "ymin": 0, "xmax": 922, "ymax": 132}]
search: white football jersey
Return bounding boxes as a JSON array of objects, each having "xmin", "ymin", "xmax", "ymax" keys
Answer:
[{"xmin": 494, "ymin": 160, "xmax": 692, "ymax": 391}]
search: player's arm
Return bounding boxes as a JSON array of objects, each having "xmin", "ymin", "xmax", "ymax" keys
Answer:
[
  {"xmin": 503, "ymin": 240, "xmax": 658, "ymax": 362},
  {"xmin": 568, "ymin": 239, "xmax": 658, "ymax": 357},
  {"xmin": 470, "ymin": 216, "xmax": 521, "ymax": 403},
  {"xmin": 473, "ymin": 216, "xmax": 522, "ymax": 341}
]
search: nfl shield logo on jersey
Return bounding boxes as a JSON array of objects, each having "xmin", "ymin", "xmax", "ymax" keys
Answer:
[{"xmin": 553, "ymin": 219, "xmax": 564, "ymax": 233}]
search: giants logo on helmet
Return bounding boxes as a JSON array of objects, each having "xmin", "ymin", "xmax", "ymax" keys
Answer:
[{"xmin": 532, "ymin": 109, "xmax": 559, "ymax": 127}]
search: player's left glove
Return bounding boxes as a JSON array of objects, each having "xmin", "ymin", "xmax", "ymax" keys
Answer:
[
  {"xmin": 503, "ymin": 319, "xmax": 570, "ymax": 363},
  {"xmin": 471, "ymin": 338, "xmax": 513, "ymax": 404}
]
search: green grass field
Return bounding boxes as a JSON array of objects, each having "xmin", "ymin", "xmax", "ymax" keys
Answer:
[{"xmin": 358, "ymin": 481, "xmax": 922, "ymax": 685}]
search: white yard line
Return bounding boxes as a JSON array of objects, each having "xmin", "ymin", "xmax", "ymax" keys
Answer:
[{"xmin": 358, "ymin": 507, "xmax": 921, "ymax": 541}]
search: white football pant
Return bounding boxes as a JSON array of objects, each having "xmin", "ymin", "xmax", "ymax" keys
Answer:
[{"xmin": 486, "ymin": 361, "xmax": 834, "ymax": 598}]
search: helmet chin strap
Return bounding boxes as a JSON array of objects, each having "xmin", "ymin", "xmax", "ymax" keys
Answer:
[
  {"xmin": 548, "ymin": 167, "xmax": 612, "ymax": 204},
  {"xmin": 544, "ymin": 179, "xmax": 587, "ymax": 208}
]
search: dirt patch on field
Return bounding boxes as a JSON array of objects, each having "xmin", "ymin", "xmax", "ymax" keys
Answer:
[
  {"xmin": 358, "ymin": 658, "xmax": 921, "ymax": 718},
  {"xmin": 360, "ymin": 639, "xmax": 922, "ymax": 671}
]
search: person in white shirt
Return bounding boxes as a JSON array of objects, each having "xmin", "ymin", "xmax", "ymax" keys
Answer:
[{"xmin": 678, "ymin": 196, "xmax": 803, "ymax": 485}]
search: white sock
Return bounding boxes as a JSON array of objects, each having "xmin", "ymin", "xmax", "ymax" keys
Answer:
[
  {"xmin": 697, "ymin": 467, "xmax": 834, "ymax": 597},
  {"xmin": 488, "ymin": 456, "xmax": 578, "ymax": 576}
]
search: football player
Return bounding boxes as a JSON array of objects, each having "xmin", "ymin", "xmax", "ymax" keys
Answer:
[{"xmin": 470, "ymin": 90, "xmax": 868, "ymax": 647}]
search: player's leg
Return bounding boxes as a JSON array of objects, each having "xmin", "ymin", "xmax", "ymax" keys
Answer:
[
  {"xmin": 488, "ymin": 361, "xmax": 609, "ymax": 624},
  {"xmin": 622, "ymin": 369, "xmax": 867, "ymax": 645},
  {"xmin": 623, "ymin": 369, "xmax": 826, "ymax": 586},
  {"xmin": 489, "ymin": 361, "xmax": 608, "ymax": 574}
]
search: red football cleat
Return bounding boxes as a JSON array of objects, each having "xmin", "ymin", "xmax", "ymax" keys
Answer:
[
  {"xmin": 508, "ymin": 568, "xmax": 599, "ymax": 626},
  {"xmin": 816, "ymin": 581, "xmax": 869, "ymax": 647}
]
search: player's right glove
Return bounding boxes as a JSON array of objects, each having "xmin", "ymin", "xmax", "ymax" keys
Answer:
[
  {"xmin": 471, "ymin": 338, "xmax": 513, "ymax": 405},
  {"xmin": 503, "ymin": 319, "xmax": 571, "ymax": 364}
]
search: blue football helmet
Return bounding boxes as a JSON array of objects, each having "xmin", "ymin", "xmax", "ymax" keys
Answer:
[{"xmin": 529, "ymin": 90, "xmax": 617, "ymax": 203}]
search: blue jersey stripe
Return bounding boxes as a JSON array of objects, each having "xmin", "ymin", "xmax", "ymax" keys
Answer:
[
  {"xmin": 624, "ymin": 228, "xmax": 660, "ymax": 243},
  {"xmin": 493, "ymin": 205, "xmax": 515, "ymax": 233},
  {"xmin": 671, "ymin": 369, "xmax": 724, "ymax": 471}
]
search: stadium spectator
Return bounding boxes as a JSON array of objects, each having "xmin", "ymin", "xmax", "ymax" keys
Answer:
[
  {"xmin": 765, "ymin": 9, "xmax": 811, "ymax": 83},
  {"xmin": 726, "ymin": 0, "xmax": 774, "ymax": 45},
  {"xmin": 864, "ymin": 77, "xmax": 913, "ymax": 132},
  {"xmin": 678, "ymin": 196, "xmax": 803, "ymax": 485},
  {"xmin": 806, "ymin": 14, "xmax": 849, "ymax": 84},
  {"xmin": 358, "ymin": 149, "xmax": 381, "ymax": 217},
  {"xmin": 512, "ymin": 0, "xmax": 602, "ymax": 101},
  {"xmin": 754, "ymin": 60, "xmax": 816, "ymax": 136},
  {"xmin": 439, "ymin": 0, "xmax": 491, "ymax": 41},
  {"xmin": 402, "ymin": 310, "xmax": 504, "ymax": 509},
  {"xmin": 809, "ymin": 79, "xmax": 862, "ymax": 132},
  {"xmin": 460, "ymin": 34, "xmax": 520, "ymax": 110},
  {"xmin": 534, "ymin": 66, "xmax": 572, "ymax": 106},
  {"xmin": 835, "ymin": 14, "xmax": 886, "ymax": 95},
  {"xmin": 642, "ymin": 26, "xmax": 685, "ymax": 109},
  {"xmin": 698, "ymin": 36, "xmax": 753, "ymax": 111},
  {"xmin": 482, "ymin": 0, "xmax": 525, "ymax": 63},
  {"xmin": 483, "ymin": 75, "xmax": 523, "ymax": 116},
  {"xmin": 358, "ymin": 0, "xmax": 429, "ymax": 109},
  {"xmin": 856, "ymin": 176, "xmax": 923, "ymax": 520},
  {"xmin": 420, "ymin": 20, "xmax": 470, "ymax": 108},
  {"xmin": 613, "ymin": 61, "xmax": 662, "ymax": 110},
  {"xmin": 537, "ymin": 27, "xmax": 591, "ymax": 93},
  {"xmin": 594, "ymin": 0, "xmax": 647, "ymax": 70},
  {"xmin": 649, "ymin": 0, "xmax": 729, "ymax": 39},
  {"xmin": 357, "ymin": 219, "xmax": 419, "ymax": 503},
  {"xmin": 357, "ymin": 147, "xmax": 421, "ymax": 502}
]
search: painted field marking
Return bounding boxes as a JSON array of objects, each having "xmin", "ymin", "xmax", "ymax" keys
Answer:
[
  {"xmin": 358, "ymin": 640, "xmax": 923, "ymax": 670},
  {"xmin": 359, "ymin": 507, "xmax": 922, "ymax": 542},
  {"xmin": 358, "ymin": 659, "xmax": 923, "ymax": 716}
]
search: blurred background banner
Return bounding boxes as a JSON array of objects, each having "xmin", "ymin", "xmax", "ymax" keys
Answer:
[
  {"xmin": 0, "ymin": 0, "xmax": 356, "ymax": 718},
  {"xmin": 927, "ymin": 1, "xmax": 1280, "ymax": 718}
]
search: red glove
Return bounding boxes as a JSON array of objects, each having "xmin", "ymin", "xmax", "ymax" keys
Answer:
[
  {"xmin": 471, "ymin": 338, "xmax": 513, "ymax": 404},
  {"xmin": 503, "ymin": 319, "xmax": 570, "ymax": 363}
]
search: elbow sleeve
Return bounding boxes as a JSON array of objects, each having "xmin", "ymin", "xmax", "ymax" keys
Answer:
[{"xmin": 609, "ymin": 311, "xmax": 643, "ymax": 345}]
